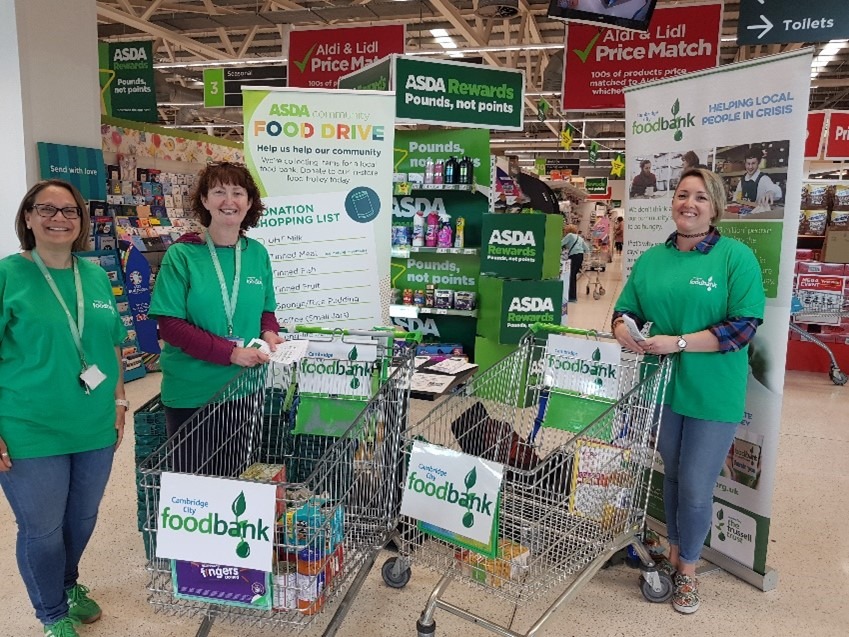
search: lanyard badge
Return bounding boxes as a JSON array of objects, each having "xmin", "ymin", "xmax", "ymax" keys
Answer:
[{"xmin": 205, "ymin": 232, "xmax": 242, "ymax": 338}]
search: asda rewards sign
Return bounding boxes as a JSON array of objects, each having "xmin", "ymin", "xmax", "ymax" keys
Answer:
[
  {"xmin": 156, "ymin": 473, "xmax": 277, "ymax": 572},
  {"xmin": 395, "ymin": 57, "xmax": 524, "ymax": 130},
  {"xmin": 400, "ymin": 441, "xmax": 504, "ymax": 546}
]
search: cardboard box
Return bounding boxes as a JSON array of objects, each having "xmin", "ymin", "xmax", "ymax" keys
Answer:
[
  {"xmin": 796, "ymin": 261, "xmax": 845, "ymax": 275},
  {"xmin": 477, "ymin": 275, "xmax": 563, "ymax": 344},
  {"xmin": 823, "ymin": 229, "xmax": 849, "ymax": 264},
  {"xmin": 480, "ymin": 213, "xmax": 562, "ymax": 280}
]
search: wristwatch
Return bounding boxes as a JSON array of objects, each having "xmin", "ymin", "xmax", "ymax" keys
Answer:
[
  {"xmin": 677, "ymin": 336, "xmax": 688, "ymax": 351},
  {"xmin": 115, "ymin": 398, "xmax": 130, "ymax": 409}
]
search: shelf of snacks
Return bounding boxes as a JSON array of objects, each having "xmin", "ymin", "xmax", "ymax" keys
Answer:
[
  {"xmin": 390, "ymin": 246, "xmax": 480, "ymax": 259},
  {"xmin": 389, "ymin": 304, "xmax": 477, "ymax": 319}
]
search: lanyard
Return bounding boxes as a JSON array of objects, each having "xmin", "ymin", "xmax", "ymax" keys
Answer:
[
  {"xmin": 205, "ymin": 231, "xmax": 242, "ymax": 337},
  {"xmin": 31, "ymin": 249, "xmax": 87, "ymax": 370}
]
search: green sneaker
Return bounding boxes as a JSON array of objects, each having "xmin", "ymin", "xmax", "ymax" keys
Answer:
[
  {"xmin": 66, "ymin": 584, "xmax": 102, "ymax": 624},
  {"xmin": 43, "ymin": 617, "xmax": 80, "ymax": 637}
]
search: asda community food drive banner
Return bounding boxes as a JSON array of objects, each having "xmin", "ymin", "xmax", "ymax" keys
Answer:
[
  {"xmin": 243, "ymin": 88, "xmax": 395, "ymax": 328},
  {"xmin": 624, "ymin": 49, "xmax": 812, "ymax": 577}
]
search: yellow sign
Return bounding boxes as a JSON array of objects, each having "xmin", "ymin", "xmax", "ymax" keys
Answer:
[
  {"xmin": 560, "ymin": 129, "xmax": 573, "ymax": 151},
  {"xmin": 610, "ymin": 153, "xmax": 625, "ymax": 178}
]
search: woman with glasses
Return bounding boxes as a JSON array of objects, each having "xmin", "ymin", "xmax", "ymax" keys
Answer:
[
  {"xmin": 0, "ymin": 180, "xmax": 128, "ymax": 637},
  {"xmin": 149, "ymin": 162, "xmax": 283, "ymax": 474}
]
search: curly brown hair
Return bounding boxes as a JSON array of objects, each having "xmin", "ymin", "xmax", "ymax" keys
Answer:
[
  {"xmin": 16, "ymin": 180, "xmax": 91, "ymax": 252},
  {"xmin": 190, "ymin": 162, "xmax": 265, "ymax": 232}
]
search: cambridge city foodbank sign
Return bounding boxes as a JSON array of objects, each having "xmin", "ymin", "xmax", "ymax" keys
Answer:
[
  {"xmin": 156, "ymin": 473, "xmax": 277, "ymax": 572},
  {"xmin": 400, "ymin": 441, "xmax": 504, "ymax": 547}
]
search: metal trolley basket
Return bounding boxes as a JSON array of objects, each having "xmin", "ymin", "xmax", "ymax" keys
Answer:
[
  {"xmin": 385, "ymin": 324, "xmax": 674, "ymax": 637},
  {"xmin": 789, "ymin": 294, "xmax": 849, "ymax": 385},
  {"xmin": 138, "ymin": 326, "xmax": 420, "ymax": 636}
]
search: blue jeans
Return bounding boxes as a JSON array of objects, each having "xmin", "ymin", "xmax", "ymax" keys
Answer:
[
  {"xmin": 656, "ymin": 405, "xmax": 737, "ymax": 565},
  {"xmin": 0, "ymin": 446, "xmax": 114, "ymax": 624}
]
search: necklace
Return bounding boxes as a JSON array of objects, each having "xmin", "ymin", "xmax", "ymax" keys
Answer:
[{"xmin": 678, "ymin": 230, "xmax": 710, "ymax": 239}]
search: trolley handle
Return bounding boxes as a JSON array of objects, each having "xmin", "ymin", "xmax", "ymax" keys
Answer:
[
  {"xmin": 530, "ymin": 322, "xmax": 613, "ymax": 340},
  {"xmin": 294, "ymin": 325, "xmax": 423, "ymax": 343}
]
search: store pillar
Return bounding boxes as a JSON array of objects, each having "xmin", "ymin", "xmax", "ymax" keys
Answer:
[{"xmin": 0, "ymin": 0, "xmax": 101, "ymax": 257}]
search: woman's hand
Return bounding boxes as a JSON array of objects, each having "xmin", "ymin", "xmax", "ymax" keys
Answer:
[
  {"xmin": 641, "ymin": 335, "xmax": 681, "ymax": 356},
  {"xmin": 115, "ymin": 405, "xmax": 127, "ymax": 450},
  {"xmin": 230, "ymin": 346, "xmax": 270, "ymax": 367},
  {"xmin": 261, "ymin": 330, "xmax": 285, "ymax": 353},
  {"xmin": 613, "ymin": 321, "xmax": 648, "ymax": 354},
  {"xmin": 0, "ymin": 436, "xmax": 11, "ymax": 472}
]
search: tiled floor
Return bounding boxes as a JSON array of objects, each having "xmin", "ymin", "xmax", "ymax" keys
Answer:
[{"xmin": 2, "ymin": 254, "xmax": 848, "ymax": 636}]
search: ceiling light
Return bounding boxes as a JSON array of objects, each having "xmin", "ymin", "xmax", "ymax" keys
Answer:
[{"xmin": 430, "ymin": 28, "xmax": 449, "ymax": 38}]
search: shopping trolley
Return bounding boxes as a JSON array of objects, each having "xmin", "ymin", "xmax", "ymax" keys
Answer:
[
  {"xmin": 386, "ymin": 324, "xmax": 674, "ymax": 637},
  {"xmin": 789, "ymin": 294, "xmax": 849, "ymax": 385},
  {"xmin": 138, "ymin": 326, "xmax": 420, "ymax": 636},
  {"xmin": 581, "ymin": 248, "xmax": 606, "ymax": 300}
]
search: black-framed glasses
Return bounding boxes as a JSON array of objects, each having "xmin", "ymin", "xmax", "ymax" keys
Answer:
[{"xmin": 31, "ymin": 204, "xmax": 82, "ymax": 219}]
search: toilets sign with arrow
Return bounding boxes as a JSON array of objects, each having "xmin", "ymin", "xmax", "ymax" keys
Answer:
[{"xmin": 738, "ymin": 0, "xmax": 849, "ymax": 45}]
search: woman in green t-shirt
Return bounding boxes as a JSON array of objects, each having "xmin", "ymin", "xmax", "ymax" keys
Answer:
[
  {"xmin": 0, "ymin": 180, "xmax": 128, "ymax": 636},
  {"xmin": 612, "ymin": 168, "xmax": 765, "ymax": 615},
  {"xmin": 149, "ymin": 163, "xmax": 283, "ymax": 473}
]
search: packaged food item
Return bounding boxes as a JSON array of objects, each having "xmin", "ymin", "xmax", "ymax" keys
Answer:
[
  {"xmin": 272, "ymin": 555, "xmax": 298, "ymax": 611},
  {"xmin": 296, "ymin": 548, "xmax": 326, "ymax": 615},
  {"xmin": 412, "ymin": 211, "xmax": 425, "ymax": 247},
  {"xmin": 454, "ymin": 217, "xmax": 465, "ymax": 248},
  {"xmin": 240, "ymin": 463, "xmax": 286, "ymax": 516},
  {"xmin": 434, "ymin": 289, "xmax": 454, "ymax": 309},
  {"xmin": 453, "ymin": 291, "xmax": 476, "ymax": 311},
  {"xmin": 403, "ymin": 289, "xmax": 414, "ymax": 305},
  {"xmin": 425, "ymin": 285, "xmax": 435, "ymax": 308},
  {"xmin": 392, "ymin": 172, "xmax": 408, "ymax": 183},
  {"xmin": 413, "ymin": 290, "xmax": 426, "ymax": 307}
]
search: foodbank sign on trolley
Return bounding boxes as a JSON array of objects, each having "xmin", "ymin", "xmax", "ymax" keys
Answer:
[
  {"xmin": 401, "ymin": 442, "xmax": 504, "ymax": 556},
  {"xmin": 156, "ymin": 473, "xmax": 277, "ymax": 572}
]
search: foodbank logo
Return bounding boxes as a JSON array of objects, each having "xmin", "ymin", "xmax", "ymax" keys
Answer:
[
  {"xmin": 301, "ymin": 346, "xmax": 372, "ymax": 390},
  {"xmin": 631, "ymin": 99, "xmax": 695, "ymax": 141},
  {"xmin": 548, "ymin": 347, "xmax": 615, "ymax": 388},
  {"xmin": 160, "ymin": 491, "xmax": 270, "ymax": 559},
  {"xmin": 407, "ymin": 467, "xmax": 494, "ymax": 530}
]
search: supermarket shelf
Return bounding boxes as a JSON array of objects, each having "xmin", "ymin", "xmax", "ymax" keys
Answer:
[
  {"xmin": 719, "ymin": 168, "xmax": 787, "ymax": 177},
  {"xmin": 402, "ymin": 183, "xmax": 476, "ymax": 192},
  {"xmin": 391, "ymin": 246, "xmax": 480, "ymax": 258},
  {"xmin": 797, "ymin": 234, "xmax": 826, "ymax": 239},
  {"xmin": 389, "ymin": 304, "xmax": 477, "ymax": 319}
]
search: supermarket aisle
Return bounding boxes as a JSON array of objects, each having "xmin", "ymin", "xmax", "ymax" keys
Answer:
[{"xmin": 1, "ymin": 256, "xmax": 848, "ymax": 636}]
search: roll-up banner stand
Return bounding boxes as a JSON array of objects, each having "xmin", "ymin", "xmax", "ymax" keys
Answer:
[{"xmin": 624, "ymin": 48, "xmax": 813, "ymax": 591}]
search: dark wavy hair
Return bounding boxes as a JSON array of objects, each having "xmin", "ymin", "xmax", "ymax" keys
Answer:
[
  {"xmin": 190, "ymin": 162, "xmax": 265, "ymax": 232},
  {"xmin": 16, "ymin": 179, "xmax": 91, "ymax": 252}
]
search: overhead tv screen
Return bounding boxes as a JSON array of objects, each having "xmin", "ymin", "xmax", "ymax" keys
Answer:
[{"xmin": 547, "ymin": 0, "xmax": 658, "ymax": 32}]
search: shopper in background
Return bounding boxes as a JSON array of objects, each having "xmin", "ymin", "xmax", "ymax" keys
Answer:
[
  {"xmin": 629, "ymin": 159, "xmax": 657, "ymax": 197},
  {"xmin": 0, "ymin": 180, "xmax": 128, "ymax": 637},
  {"xmin": 149, "ymin": 162, "xmax": 283, "ymax": 472},
  {"xmin": 561, "ymin": 223, "xmax": 588, "ymax": 303},
  {"xmin": 613, "ymin": 217, "xmax": 624, "ymax": 253},
  {"xmin": 612, "ymin": 168, "xmax": 765, "ymax": 615},
  {"xmin": 733, "ymin": 147, "xmax": 783, "ymax": 206}
]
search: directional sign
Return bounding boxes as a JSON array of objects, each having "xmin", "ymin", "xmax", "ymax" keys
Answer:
[
  {"xmin": 738, "ymin": 0, "xmax": 849, "ymax": 45},
  {"xmin": 203, "ymin": 65, "xmax": 287, "ymax": 108}
]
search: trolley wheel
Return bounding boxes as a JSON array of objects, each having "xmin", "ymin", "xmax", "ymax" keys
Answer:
[
  {"xmin": 593, "ymin": 290, "xmax": 601, "ymax": 300},
  {"xmin": 416, "ymin": 618, "xmax": 436, "ymax": 637},
  {"xmin": 640, "ymin": 571, "xmax": 674, "ymax": 603},
  {"xmin": 381, "ymin": 557, "xmax": 411, "ymax": 589},
  {"xmin": 600, "ymin": 266, "xmax": 606, "ymax": 272},
  {"xmin": 830, "ymin": 367, "xmax": 848, "ymax": 386},
  {"xmin": 598, "ymin": 286, "xmax": 606, "ymax": 297},
  {"xmin": 586, "ymin": 284, "xmax": 591, "ymax": 295}
]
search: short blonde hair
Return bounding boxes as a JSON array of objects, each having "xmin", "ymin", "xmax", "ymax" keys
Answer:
[{"xmin": 676, "ymin": 168, "xmax": 726, "ymax": 223}]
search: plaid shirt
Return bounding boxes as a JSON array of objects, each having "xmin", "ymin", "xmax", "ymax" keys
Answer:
[{"xmin": 612, "ymin": 227, "xmax": 761, "ymax": 353}]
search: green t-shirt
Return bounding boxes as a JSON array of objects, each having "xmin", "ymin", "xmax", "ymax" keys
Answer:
[
  {"xmin": 614, "ymin": 237, "xmax": 765, "ymax": 423},
  {"xmin": 149, "ymin": 238, "xmax": 277, "ymax": 408},
  {"xmin": 0, "ymin": 255, "xmax": 127, "ymax": 459}
]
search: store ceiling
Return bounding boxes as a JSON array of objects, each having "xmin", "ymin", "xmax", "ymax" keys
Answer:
[{"xmin": 96, "ymin": 0, "xmax": 849, "ymax": 167}]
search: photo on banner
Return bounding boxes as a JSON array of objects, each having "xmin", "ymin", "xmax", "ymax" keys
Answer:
[{"xmin": 624, "ymin": 49, "xmax": 813, "ymax": 576}]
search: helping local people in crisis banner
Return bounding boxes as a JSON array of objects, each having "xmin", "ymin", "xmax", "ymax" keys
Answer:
[
  {"xmin": 242, "ymin": 87, "xmax": 395, "ymax": 328},
  {"xmin": 624, "ymin": 49, "xmax": 812, "ymax": 575}
]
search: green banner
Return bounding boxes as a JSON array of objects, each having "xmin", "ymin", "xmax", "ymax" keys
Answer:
[
  {"xmin": 394, "ymin": 57, "xmax": 524, "ymax": 130},
  {"xmin": 717, "ymin": 221, "xmax": 783, "ymax": 299},
  {"xmin": 37, "ymin": 142, "xmax": 106, "ymax": 201},
  {"xmin": 338, "ymin": 57, "xmax": 392, "ymax": 92},
  {"xmin": 585, "ymin": 177, "xmax": 609, "ymax": 195},
  {"xmin": 534, "ymin": 157, "xmax": 546, "ymax": 176},
  {"xmin": 98, "ymin": 41, "xmax": 157, "ymax": 123},
  {"xmin": 480, "ymin": 213, "xmax": 561, "ymax": 280},
  {"xmin": 394, "ymin": 128, "xmax": 491, "ymax": 189}
]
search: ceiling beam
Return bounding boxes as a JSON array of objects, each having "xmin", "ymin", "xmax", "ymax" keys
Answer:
[
  {"xmin": 141, "ymin": 0, "xmax": 167, "ymax": 21},
  {"xmin": 97, "ymin": 4, "xmax": 233, "ymax": 61}
]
